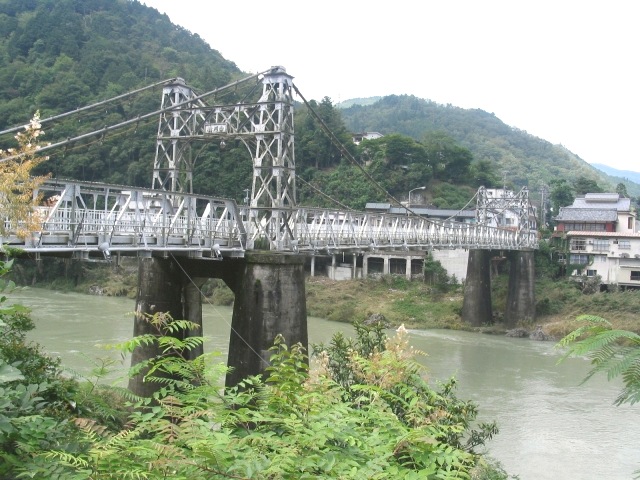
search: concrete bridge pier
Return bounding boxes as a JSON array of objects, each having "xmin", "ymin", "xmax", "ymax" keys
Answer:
[
  {"xmin": 225, "ymin": 252, "xmax": 308, "ymax": 388},
  {"xmin": 462, "ymin": 249, "xmax": 493, "ymax": 327},
  {"xmin": 505, "ymin": 250, "xmax": 536, "ymax": 328},
  {"xmin": 129, "ymin": 256, "xmax": 205, "ymax": 398}
]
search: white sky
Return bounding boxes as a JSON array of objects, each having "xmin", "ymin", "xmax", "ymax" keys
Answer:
[{"xmin": 143, "ymin": 0, "xmax": 639, "ymax": 172}]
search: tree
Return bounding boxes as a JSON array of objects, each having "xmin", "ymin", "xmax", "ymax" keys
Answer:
[
  {"xmin": 295, "ymin": 97, "xmax": 355, "ymax": 171},
  {"xmin": 0, "ymin": 113, "xmax": 49, "ymax": 239},
  {"xmin": 573, "ymin": 176, "xmax": 603, "ymax": 195},
  {"xmin": 421, "ymin": 131, "xmax": 473, "ymax": 183},
  {"xmin": 616, "ymin": 182, "xmax": 628, "ymax": 197},
  {"xmin": 470, "ymin": 159, "xmax": 501, "ymax": 188},
  {"xmin": 549, "ymin": 178, "xmax": 574, "ymax": 215},
  {"xmin": 423, "ymin": 253, "xmax": 452, "ymax": 290}
]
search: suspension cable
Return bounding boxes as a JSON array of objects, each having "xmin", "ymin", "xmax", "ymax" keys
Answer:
[
  {"xmin": 0, "ymin": 77, "xmax": 179, "ymax": 137},
  {"xmin": 292, "ymin": 83, "xmax": 428, "ymax": 220},
  {"xmin": 439, "ymin": 189, "xmax": 480, "ymax": 223},
  {"xmin": 1, "ymin": 70, "xmax": 270, "ymax": 164}
]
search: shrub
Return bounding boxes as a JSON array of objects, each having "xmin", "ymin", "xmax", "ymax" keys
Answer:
[{"xmin": 18, "ymin": 316, "xmax": 505, "ymax": 479}]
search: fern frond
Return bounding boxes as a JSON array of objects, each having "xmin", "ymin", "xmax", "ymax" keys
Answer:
[
  {"xmin": 556, "ymin": 315, "xmax": 611, "ymax": 347},
  {"xmin": 163, "ymin": 319, "xmax": 200, "ymax": 334},
  {"xmin": 603, "ymin": 347, "xmax": 640, "ymax": 381},
  {"xmin": 560, "ymin": 316, "xmax": 640, "ymax": 407},
  {"xmin": 43, "ymin": 450, "xmax": 90, "ymax": 469},
  {"xmin": 74, "ymin": 417, "xmax": 111, "ymax": 438},
  {"xmin": 618, "ymin": 359, "xmax": 640, "ymax": 405},
  {"xmin": 114, "ymin": 334, "xmax": 159, "ymax": 353}
]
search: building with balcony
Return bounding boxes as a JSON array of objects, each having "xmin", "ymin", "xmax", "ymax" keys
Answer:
[{"xmin": 554, "ymin": 193, "xmax": 640, "ymax": 287}]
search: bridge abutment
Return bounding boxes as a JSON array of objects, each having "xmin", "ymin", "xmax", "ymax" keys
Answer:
[
  {"xmin": 462, "ymin": 249, "xmax": 493, "ymax": 326},
  {"xmin": 505, "ymin": 251, "xmax": 536, "ymax": 327},
  {"xmin": 225, "ymin": 252, "xmax": 308, "ymax": 388}
]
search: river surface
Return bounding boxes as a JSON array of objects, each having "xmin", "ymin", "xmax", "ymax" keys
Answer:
[{"xmin": 10, "ymin": 287, "xmax": 640, "ymax": 480}]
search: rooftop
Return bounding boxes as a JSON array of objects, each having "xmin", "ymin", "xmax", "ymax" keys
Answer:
[
  {"xmin": 365, "ymin": 203, "xmax": 475, "ymax": 218},
  {"xmin": 571, "ymin": 193, "xmax": 631, "ymax": 211},
  {"xmin": 554, "ymin": 208, "xmax": 618, "ymax": 222}
]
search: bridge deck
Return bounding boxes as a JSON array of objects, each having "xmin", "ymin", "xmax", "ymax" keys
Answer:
[{"xmin": 1, "ymin": 181, "xmax": 538, "ymax": 259}]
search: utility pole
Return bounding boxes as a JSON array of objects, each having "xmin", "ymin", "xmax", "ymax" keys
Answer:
[{"xmin": 539, "ymin": 183, "xmax": 548, "ymax": 228}]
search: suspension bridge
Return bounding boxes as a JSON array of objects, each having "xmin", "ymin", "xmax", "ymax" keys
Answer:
[{"xmin": 0, "ymin": 66, "xmax": 538, "ymax": 393}]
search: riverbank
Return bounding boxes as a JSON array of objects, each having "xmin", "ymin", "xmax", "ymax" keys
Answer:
[
  {"xmin": 305, "ymin": 275, "xmax": 640, "ymax": 338},
  {"xmin": 10, "ymin": 257, "xmax": 640, "ymax": 338}
]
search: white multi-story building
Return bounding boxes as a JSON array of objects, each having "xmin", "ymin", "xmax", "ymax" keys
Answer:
[{"xmin": 554, "ymin": 193, "xmax": 640, "ymax": 287}]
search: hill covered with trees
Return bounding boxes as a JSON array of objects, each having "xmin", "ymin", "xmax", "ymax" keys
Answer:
[
  {"xmin": 0, "ymin": 0, "xmax": 245, "ymax": 193},
  {"xmin": 1, "ymin": 0, "xmax": 637, "ymax": 213},
  {"xmin": 338, "ymin": 95, "xmax": 640, "ymax": 199}
]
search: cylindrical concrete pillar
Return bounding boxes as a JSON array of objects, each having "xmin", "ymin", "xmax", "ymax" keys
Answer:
[
  {"xmin": 226, "ymin": 252, "xmax": 308, "ymax": 388},
  {"xmin": 352, "ymin": 253, "xmax": 357, "ymax": 279},
  {"xmin": 462, "ymin": 249, "xmax": 493, "ymax": 326},
  {"xmin": 129, "ymin": 256, "xmax": 184, "ymax": 398},
  {"xmin": 505, "ymin": 250, "xmax": 536, "ymax": 328},
  {"xmin": 182, "ymin": 277, "xmax": 206, "ymax": 360}
]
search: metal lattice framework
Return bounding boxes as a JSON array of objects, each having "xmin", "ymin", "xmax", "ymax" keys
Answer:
[
  {"xmin": 0, "ymin": 68, "xmax": 539, "ymax": 258},
  {"xmin": 0, "ymin": 181, "xmax": 537, "ymax": 259},
  {"xmin": 476, "ymin": 186, "xmax": 537, "ymax": 234},
  {"xmin": 152, "ymin": 78, "xmax": 206, "ymax": 194},
  {"xmin": 0, "ymin": 180, "xmax": 246, "ymax": 260},
  {"xmin": 150, "ymin": 66, "xmax": 296, "ymax": 250}
]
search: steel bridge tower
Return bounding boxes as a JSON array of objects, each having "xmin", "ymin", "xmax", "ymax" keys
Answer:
[
  {"xmin": 150, "ymin": 66, "xmax": 297, "ymax": 251},
  {"xmin": 152, "ymin": 77, "xmax": 204, "ymax": 194}
]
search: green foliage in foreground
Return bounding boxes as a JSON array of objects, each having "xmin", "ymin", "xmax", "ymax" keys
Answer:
[
  {"xmin": 558, "ymin": 315, "xmax": 640, "ymax": 406},
  {"xmin": 0, "ymin": 257, "xmax": 511, "ymax": 479},
  {"xmin": 557, "ymin": 315, "xmax": 640, "ymax": 479},
  {"xmin": 35, "ymin": 326, "xmax": 481, "ymax": 479}
]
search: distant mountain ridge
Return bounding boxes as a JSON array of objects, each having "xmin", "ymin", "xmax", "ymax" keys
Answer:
[
  {"xmin": 591, "ymin": 163, "xmax": 640, "ymax": 185},
  {"xmin": 337, "ymin": 95, "xmax": 640, "ymax": 198},
  {"xmin": 2, "ymin": 1, "xmax": 639, "ymax": 202}
]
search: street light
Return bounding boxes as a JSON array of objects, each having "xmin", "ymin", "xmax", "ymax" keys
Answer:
[{"xmin": 408, "ymin": 186, "xmax": 426, "ymax": 206}]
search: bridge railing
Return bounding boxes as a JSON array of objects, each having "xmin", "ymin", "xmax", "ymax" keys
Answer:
[
  {"xmin": 2, "ymin": 181, "xmax": 538, "ymax": 258},
  {"xmin": 1, "ymin": 180, "xmax": 247, "ymax": 258},
  {"xmin": 287, "ymin": 207, "xmax": 538, "ymax": 252}
]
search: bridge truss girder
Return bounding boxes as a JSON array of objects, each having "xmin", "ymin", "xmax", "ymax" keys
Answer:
[
  {"xmin": 1, "ymin": 180, "xmax": 246, "ymax": 260},
  {"xmin": 475, "ymin": 186, "xmax": 537, "ymax": 235},
  {"xmin": 2, "ymin": 180, "xmax": 537, "ymax": 259}
]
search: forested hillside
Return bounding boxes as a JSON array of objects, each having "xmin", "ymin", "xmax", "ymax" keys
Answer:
[
  {"xmin": 592, "ymin": 163, "xmax": 640, "ymax": 186},
  {"xmin": 1, "ymin": 0, "xmax": 637, "ymax": 211},
  {"xmin": 0, "ymin": 0, "xmax": 244, "ymax": 194},
  {"xmin": 338, "ymin": 95, "xmax": 640, "ymax": 198}
]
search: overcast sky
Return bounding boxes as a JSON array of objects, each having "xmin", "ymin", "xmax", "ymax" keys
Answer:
[{"xmin": 143, "ymin": 0, "xmax": 638, "ymax": 172}]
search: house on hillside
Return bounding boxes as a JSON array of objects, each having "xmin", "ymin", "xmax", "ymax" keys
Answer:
[
  {"xmin": 352, "ymin": 132, "xmax": 383, "ymax": 145},
  {"xmin": 553, "ymin": 193, "xmax": 640, "ymax": 287}
]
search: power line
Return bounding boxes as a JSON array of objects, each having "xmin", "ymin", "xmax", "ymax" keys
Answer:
[{"xmin": 292, "ymin": 83, "xmax": 426, "ymax": 219}]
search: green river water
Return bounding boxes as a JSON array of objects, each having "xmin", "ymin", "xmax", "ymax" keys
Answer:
[{"xmin": 11, "ymin": 287, "xmax": 640, "ymax": 480}]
